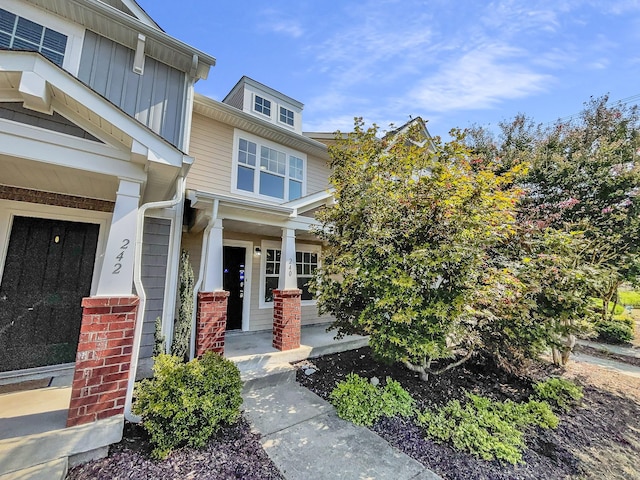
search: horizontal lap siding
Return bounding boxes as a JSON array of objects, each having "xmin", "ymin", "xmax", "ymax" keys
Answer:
[
  {"xmin": 306, "ymin": 153, "xmax": 331, "ymax": 194},
  {"xmin": 139, "ymin": 217, "xmax": 171, "ymax": 364},
  {"xmin": 79, "ymin": 31, "xmax": 186, "ymax": 147},
  {"xmin": 188, "ymin": 114, "xmax": 234, "ymax": 194}
]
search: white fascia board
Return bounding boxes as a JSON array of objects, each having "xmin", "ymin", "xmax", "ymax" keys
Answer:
[
  {"xmin": 1, "ymin": 52, "xmax": 187, "ymax": 168},
  {"xmin": 0, "ymin": 119, "xmax": 146, "ymax": 181},
  {"xmin": 187, "ymin": 190, "xmax": 293, "ymax": 216},
  {"xmin": 282, "ymin": 188, "xmax": 335, "ymax": 215}
]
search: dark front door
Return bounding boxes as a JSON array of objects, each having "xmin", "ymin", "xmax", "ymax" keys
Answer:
[
  {"xmin": 0, "ymin": 216, "xmax": 99, "ymax": 372},
  {"xmin": 223, "ymin": 246, "xmax": 245, "ymax": 331}
]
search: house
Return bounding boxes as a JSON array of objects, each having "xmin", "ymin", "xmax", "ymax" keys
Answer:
[
  {"xmin": 183, "ymin": 76, "xmax": 336, "ymax": 356},
  {"xmin": 0, "ymin": 0, "xmax": 215, "ymax": 475}
]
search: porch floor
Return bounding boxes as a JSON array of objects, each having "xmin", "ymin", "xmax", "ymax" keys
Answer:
[
  {"xmin": 0, "ymin": 386, "xmax": 71, "ymax": 441},
  {"xmin": 225, "ymin": 322, "xmax": 369, "ymax": 367}
]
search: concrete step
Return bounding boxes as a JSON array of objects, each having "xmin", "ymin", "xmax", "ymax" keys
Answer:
[
  {"xmin": 240, "ymin": 362, "xmax": 297, "ymax": 392},
  {"xmin": 0, "ymin": 415, "xmax": 123, "ymax": 477},
  {"xmin": 0, "ymin": 458, "xmax": 67, "ymax": 480}
]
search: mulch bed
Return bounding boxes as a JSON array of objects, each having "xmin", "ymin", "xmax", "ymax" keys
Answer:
[
  {"xmin": 294, "ymin": 347, "xmax": 640, "ymax": 480},
  {"xmin": 66, "ymin": 418, "xmax": 284, "ymax": 480}
]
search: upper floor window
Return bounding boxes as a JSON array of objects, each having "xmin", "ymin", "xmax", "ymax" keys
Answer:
[
  {"xmin": 0, "ymin": 8, "xmax": 67, "ymax": 67},
  {"xmin": 279, "ymin": 106, "xmax": 294, "ymax": 127},
  {"xmin": 234, "ymin": 132, "xmax": 306, "ymax": 201},
  {"xmin": 254, "ymin": 95, "xmax": 271, "ymax": 117}
]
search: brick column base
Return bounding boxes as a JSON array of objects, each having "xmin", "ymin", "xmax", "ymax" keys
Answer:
[
  {"xmin": 196, "ymin": 291, "xmax": 230, "ymax": 356},
  {"xmin": 273, "ymin": 289, "xmax": 302, "ymax": 351},
  {"xmin": 67, "ymin": 296, "xmax": 138, "ymax": 428}
]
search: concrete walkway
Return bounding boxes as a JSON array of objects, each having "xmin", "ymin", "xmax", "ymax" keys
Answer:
[
  {"xmin": 573, "ymin": 339, "xmax": 640, "ymax": 379},
  {"xmin": 242, "ymin": 382, "xmax": 442, "ymax": 480}
]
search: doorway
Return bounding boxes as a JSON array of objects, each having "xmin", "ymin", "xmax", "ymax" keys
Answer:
[
  {"xmin": 223, "ymin": 246, "xmax": 246, "ymax": 331},
  {"xmin": 0, "ymin": 216, "xmax": 99, "ymax": 372}
]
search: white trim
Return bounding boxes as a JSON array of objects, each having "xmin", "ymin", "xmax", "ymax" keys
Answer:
[
  {"xmin": 3, "ymin": 0, "xmax": 85, "ymax": 76},
  {"xmin": 0, "ymin": 199, "xmax": 111, "ymax": 297},
  {"xmin": 231, "ymin": 128, "xmax": 307, "ymax": 203},
  {"xmin": 258, "ymin": 239, "xmax": 320, "ymax": 309},
  {"xmin": 223, "ymin": 239, "xmax": 253, "ymax": 331},
  {"xmin": 277, "ymin": 105, "xmax": 296, "ymax": 130}
]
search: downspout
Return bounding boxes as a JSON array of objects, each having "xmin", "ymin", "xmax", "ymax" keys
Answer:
[
  {"xmin": 189, "ymin": 198, "xmax": 219, "ymax": 360},
  {"xmin": 124, "ymin": 175, "xmax": 186, "ymax": 423}
]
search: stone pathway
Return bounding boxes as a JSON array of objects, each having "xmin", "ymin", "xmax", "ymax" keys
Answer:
[{"xmin": 242, "ymin": 382, "xmax": 442, "ymax": 480}]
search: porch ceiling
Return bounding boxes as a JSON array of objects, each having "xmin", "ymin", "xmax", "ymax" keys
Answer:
[
  {"xmin": 222, "ymin": 219, "xmax": 319, "ymax": 241},
  {"xmin": 0, "ymin": 153, "xmax": 118, "ymax": 201}
]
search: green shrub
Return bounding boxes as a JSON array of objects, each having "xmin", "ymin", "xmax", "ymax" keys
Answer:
[
  {"xmin": 329, "ymin": 374, "xmax": 415, "ymax": 426},
  {"xmin": 533, "ymin": 378, "xmax": 584, "ymax": 412},
  {"xmin": 591, "ymin": 298, "xmax": 625, "ymax": 315},
  {"xmin": 618, "ymin": 290, "xmax": 640, "ymax": 307},
  {"xmin": 596, "ymin": 317, "xmax": 634, "ymax": 344},
  {"xmin": 417, "ymin": 393, "xmax": 558, "ymax": 464},
  {"xmin": 133, "ymin": 352, "xmax": 242, "ymax": 459}
]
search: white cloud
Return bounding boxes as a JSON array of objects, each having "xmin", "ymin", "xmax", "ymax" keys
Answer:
[{"xmin": 406, "ymin": 44, "xmax": 553, "ymax": 112}]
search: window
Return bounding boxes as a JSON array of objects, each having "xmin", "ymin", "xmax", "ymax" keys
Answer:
[
  {"xmin": 234, "ymin": 132, "xmax": 305, "ymax": 201},
  {"xmin": 279, "ymin": 106, "xmax": 294, "ymax": 126},
  {"xmin": 254, "ymin": 95, "xmax": 271, "ymax": 117},
  {"xmin": 0, "ymin": 8, "xmax": 67, "ymax": 67},
  {"xmin": 296, "ymin": 250, "xmax": 319, "ymax": 300},
  {"xmin": 261, "ymin": 243, "xmax": 320, "ymax": 305},
  {"xmin": 263, "ymin": 248, "xmax": 281, "ymax": 303}
]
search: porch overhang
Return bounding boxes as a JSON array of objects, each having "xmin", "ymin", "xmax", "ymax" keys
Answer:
[{"xmin": 0, "ymin": 51, "xmax": 193, "ymax": 202}]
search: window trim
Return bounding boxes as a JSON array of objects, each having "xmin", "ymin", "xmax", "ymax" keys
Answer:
[
  {"xmin": 231, "ymin": 129, "xmax": 307, "ymax": 202},
  {"xmin": 278, "ymin": 106, "xmax": 295, "ymax": 128},
  {"xmin": 259, "ymin": 240, "xmax": 321, "ymax": 309},
  {"xmin": 2, "ymin": 0, "xmax": 85, "ymax": 76},
  {"xmin": 253, "ymin": 94, "xmax": 272, "ymax": 118}
]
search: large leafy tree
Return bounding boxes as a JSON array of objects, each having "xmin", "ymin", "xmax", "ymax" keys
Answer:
[
  {"xmin": 522, "ymin": 96, "xmax": 640, "ymax": 318},
  {"xmin": 313, "ymin": 119, "xmax": 523, "ymax": 380}
]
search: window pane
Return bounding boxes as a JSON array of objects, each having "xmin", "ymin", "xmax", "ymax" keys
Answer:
[
  {"xmin": 15, "ymin": 17, "xmax": 42, "ymax": 44},
  {"xmin": 311, "ymin": 253, "xmax": 318, "ymax": 263},
  {"xmin": 265, "ymin": 276, "xmax": 279, "ymax": 302},
  {"xmin": 12, "ymin": 37, "xmax": 38, "ymax": 51},
  {"xmin": 266, "ymin": 249, "xmax": 275, "ymax": 262},
  {"xmin": 0, "ymin": 32, "xmax": 10, "ymax": 48},
  {"xmin": 259, "ymin": 171, "xmax": 284, "ymax": 198},
  {"xmin": 41, "ymin": 49, "xmax": 64, "ymax": 66},
  {"xmin": 0, "ymin": 9, "xmax": 16, "ymax": 35},
  {"xmin": 297, "ymin": 277, "xmax": 314, "ymax": 301},
  {"xmin": 296, "ymin": 263, "xmax": 302, "ymax": 275},
  {"xmin": 237, "ymin": 165, "xmax": 254, "ymax": 191},
  {"xmin": 289, "ymin": 156, "xmax": 303, "ymax": 181},
  {"xmin": 275, "ymin": 250, "xmax": 281, "ymax": 261},
  {"xmin": 43, "ymin": 28, "xmax": 66, "ymax": 53},
  {"xmin": 304, "ymin": 252, "xmax": 311, "ymax": 263},
  {"xmin": 266, "ymin": 263, "xmax": 274, "ymax": 275}
]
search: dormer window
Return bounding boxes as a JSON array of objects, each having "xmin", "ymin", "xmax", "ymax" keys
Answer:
[
  {"xmin": 279, "ymin": 106, "xmax": 294, "ymax": 127},
  {"xmin": 254, "ymin": 95, "xmax": 271, "ymax": 117},
  {"xmin": 0, "ymin": 8, "xmax": 67, "ymax": 67}
]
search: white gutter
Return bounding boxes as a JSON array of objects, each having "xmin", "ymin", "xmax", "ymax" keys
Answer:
[
  {"xmin": 188, "ymin": 199, "xmax": 219, "ymax": 360},
  {"xmin": 124, "ymin": 176, "xmax": 186, "ymax": 423}
]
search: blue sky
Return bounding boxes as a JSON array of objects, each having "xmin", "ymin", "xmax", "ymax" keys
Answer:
[{"xmin": 140, "ymin": 0, "xmax": 640, "ymax": 139}]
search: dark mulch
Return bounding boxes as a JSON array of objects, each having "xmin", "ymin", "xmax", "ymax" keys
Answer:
[
  {"xmin": 66, "ymin": 417, "xmax": 284, "ymax": 480},
  {"xmin": 295, "ymin": 347, "xmax": 640, "ymax": 480},
  {"xmin": 575, "ymin": 343, "xmax": 640, "ymax": 368}
]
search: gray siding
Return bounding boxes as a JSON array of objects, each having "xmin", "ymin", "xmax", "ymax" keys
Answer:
[
  {"xmin": 79, "ymin": 31, "xmax": 186, "ymax": 147},
  {"xmin": 139, "ymin": 217, "xmax": 171, "ymax": 365},
  {"xmin": 224, "ymin": 85, "xmax": 244, "ymax": 110},
  {"xmin": 0, "ymin": 103, "xmax": 100, "ymax": 142}
]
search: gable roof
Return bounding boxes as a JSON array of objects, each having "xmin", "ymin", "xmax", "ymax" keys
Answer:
[{"xmin": 99, "ymin": 0, "xmax": 163, "ymax": 30}]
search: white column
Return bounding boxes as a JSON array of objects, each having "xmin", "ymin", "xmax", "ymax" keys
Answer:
[
  {"xmin": 96, "ymin": 179, "xmax": 141, "ymax": 296},
  {"xmin": 279, "ymin": 227, "xmax": 298, "ymax": 290},
  {"xmin": 202, "ymin": 218, "xmax": 224, "ymax": 291}
]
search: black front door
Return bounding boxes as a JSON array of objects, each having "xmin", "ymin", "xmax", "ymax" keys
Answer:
[
  {"xmin": 223, "ymin": 246, "xmax": 245, "ymax": 331},
  {"xmin": 0, "ymin": 216, "xmax": 99, "ymax": 372}
]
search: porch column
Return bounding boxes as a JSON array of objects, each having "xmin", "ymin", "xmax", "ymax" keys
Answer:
[
  {"xmin": 68, "ymin": 179, "xmax": 141, "ymax": 427},
  {"xmin": 95, "ymin": 179, "xmax": 141, "ymax": 297},
  {"xmin": 197, "ymin": 218, "xmax": 228, "ymax": 355},
  {"xmin": 273, "ymin": 227, "xmax": 302, "ymax": 351}
]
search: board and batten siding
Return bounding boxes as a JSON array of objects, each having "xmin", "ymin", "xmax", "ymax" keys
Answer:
[
  {"xmin": 79, "ymin": 31, "xmax": 186, "ymax": 147},
  {"xmin": 138, "ymin": 217, "xmax": 171, "ymax": 371},
  {"xmin": 182, "ymin": 230, "xmax": 333, "ymax": 332},
  {"xmin": 188, "ymin": 113, "xmax": 330, "ymax": 197}
]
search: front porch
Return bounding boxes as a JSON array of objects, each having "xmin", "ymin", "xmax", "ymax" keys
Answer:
[{"xmin": 0, "ymin": 324, "xmax": 367, "ymax": 477}]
